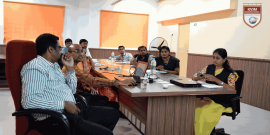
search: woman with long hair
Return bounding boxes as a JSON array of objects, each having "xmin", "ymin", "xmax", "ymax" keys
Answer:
[
  {"xmin": 193, "ymin": 48, "xmax": 239, "ymax": 135},
  {"xmin": 155, "ymin": 46, "xmax": 180, "ymax": 74}
]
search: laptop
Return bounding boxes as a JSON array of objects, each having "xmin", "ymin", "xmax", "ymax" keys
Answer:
[
  {"xmin": 121, "ymin": 61, "xmax": 148, "ymax": 83},
  {"xmin": 170, "ymin": 79, "xmax": 202, "ymax": 87}
]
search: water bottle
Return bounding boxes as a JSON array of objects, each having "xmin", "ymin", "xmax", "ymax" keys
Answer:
[
  {"xmin": 111, "ymin": 51, "xmax": 115, "ymax": 66},
  {"xmin": 150, "ymin": 59, "xmax": 156, "ymax": 79}
]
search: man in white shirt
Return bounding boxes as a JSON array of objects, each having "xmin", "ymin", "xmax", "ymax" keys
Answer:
[
  {"xmin": 109, "ymin": 46, "xmax": 133, "ymax": 62},
  {"xmin": 79, "ymin": 39, "xmax": 92, "ymax": 58},
  {"xmin": 21, "ymin": 33, "xmax": 119, "ymax": 135},
  {"xmin": 61, "ymin": 38, "xmax": 72, "ymax": 54}
]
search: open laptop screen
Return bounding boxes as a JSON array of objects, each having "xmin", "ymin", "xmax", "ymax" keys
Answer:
[{"xmin": 134, "ymin": 61, "xmax": 148, "ymax": 77}]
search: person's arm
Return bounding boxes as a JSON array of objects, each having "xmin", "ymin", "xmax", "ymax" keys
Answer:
[
  {"xmin": 192, "ymin": 66, "xmax": 207, "ymax": 81},
  {"xmin": 166, "ymin": 59, "xmax": 180, "ymax": 74},
  {"xmin": 21, "ymin": 68, "xmax": 64, "ymax": 111},
  {"xmin": 75, "ymin": 66, "xmax": 135, "ymax": 87},
  {"xmin": 128, "ymin": 53, "xmax": 133, "ymax": 62},
  {"xmin": 87, "ymin": 58, "xmax": 95, "ymax": 69},
  {"xmin": 62, "ymin": 54, "xmax": 77, "ymax": 94},
  {"xmin": 75, "ymin": 66, "xmax": 115, "ymax": 87},
  {"xmin": 130, "ymin": 57, "xmax": 137, "ymax": 65},
  {"xmin": 65, "ymin": 70, "xmax": 77, "ymax": 94},
  {"xmin": 86, "ymin": 48, "xmax": 92, "ymax": 58},
  {"xmin": 204, "ymin": 73, "xmax": 236, "ymax": 90}
]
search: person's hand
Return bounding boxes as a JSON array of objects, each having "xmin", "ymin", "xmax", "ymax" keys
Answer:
[
  {"xmin": 115, "ymin": 78, "xmax": 136, "ymax": 86},
  {"xmin": 204, "ymin": 74, "xmax": 218, "ymax": 82},
  {"xmin": 119, "ymin": 57, "xmax": 124, "ymax": 61},
  {"xmin": 156, "ymin": 65, "xmax": 164, "ymax": 71},
  {"xmin": 62, "ymin": 54, "xmax": 74, "ymax": 67},
  {"xmin": 64, "ymin": 101, "xmax": 80, "ymax": 115},
  {"xmin": 90, "ymin": 88, "xmax": 99, "ymax": 95},
  {"xmin": 131, "ymin": 58, "xmax": 137, "ymax": 65}
]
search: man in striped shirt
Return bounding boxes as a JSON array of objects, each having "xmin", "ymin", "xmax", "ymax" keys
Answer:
[{"xmin": 21, "ymin": 33, "xmax": 119, "ymax": 135}]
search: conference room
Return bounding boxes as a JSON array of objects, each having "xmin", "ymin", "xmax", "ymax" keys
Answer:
[{"xmin": 0, "ymin": 0, "xmax": 269, "ymax": 135}]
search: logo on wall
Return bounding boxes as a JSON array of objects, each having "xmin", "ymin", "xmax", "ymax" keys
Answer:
[{"xmin": 243, "ymin": 3, "xmax": 262, "ymax": 28}]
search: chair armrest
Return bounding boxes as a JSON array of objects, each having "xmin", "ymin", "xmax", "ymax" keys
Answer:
[
  {"xmin": 230, "ymin": 96, "xmax": 242, "ymax": 101},
  {"xmin": 74, "ymin": 94, "xmax": 88, "ymax": 106},
  {"xmin": 12, "ymin": 109, "xmax": 70, "ymax": 135}
]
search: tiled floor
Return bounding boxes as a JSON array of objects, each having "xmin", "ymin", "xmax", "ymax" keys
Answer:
[{"xmin": 0, "ymin": 88, "xmax": 270, "ymax": 135}]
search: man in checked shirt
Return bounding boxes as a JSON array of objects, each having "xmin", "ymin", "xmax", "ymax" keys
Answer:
[{"xmin": 21, "ymin": 33, "xmax": 122, "ymax": 135}]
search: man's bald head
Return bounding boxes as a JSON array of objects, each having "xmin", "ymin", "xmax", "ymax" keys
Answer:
[
  {"xmin": 68, "ymin": 44, "xmax": 81, "ymax": 52},
  {"xmin": 68, "ymin": 44, "xmax": 83, "ymax": 63}
]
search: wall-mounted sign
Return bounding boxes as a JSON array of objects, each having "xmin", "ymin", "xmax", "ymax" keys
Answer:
[{"xmin": 243, "ymin": 3, "xmax": 262, "ymax": 28}]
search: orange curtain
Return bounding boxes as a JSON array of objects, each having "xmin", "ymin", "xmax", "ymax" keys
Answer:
[
  {"xmin": 4, "ymin": 1, "xmax": 65, "ymax": 46},
  {"xmin": 100, "ymin": 10, "xmax": 149, "ymax": 48}
]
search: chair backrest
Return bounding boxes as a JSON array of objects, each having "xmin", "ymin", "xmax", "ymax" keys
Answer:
[
  {"xmin": 234, "ymin": 70, "xmax": 244, "ymax": 96},
  {"xmin": 5, "ymin": 40, "xmax": 38, "ymax": 135}
]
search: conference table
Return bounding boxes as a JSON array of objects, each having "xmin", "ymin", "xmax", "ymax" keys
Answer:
[{"xmin": 91, "ymin": 59, "xmax": 236, "ymax": 135}]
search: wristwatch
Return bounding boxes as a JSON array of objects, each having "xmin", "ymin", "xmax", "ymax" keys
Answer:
[{"xmin": 220, "ymin": 82, "xmax": 224, "ymax": 86}]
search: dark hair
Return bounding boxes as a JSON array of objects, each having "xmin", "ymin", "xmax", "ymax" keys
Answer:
[
  {"xmin": 138, "ymin": 46, "xmax": 147, "ymax": 51},
  {"xmin": 36, "ymin": 33, "xmax": 59, "ymax": 55},
  {"xmin": 65, "ymin": 38, "xmax": 72, "ymax": 44},
  {"xmin": 118, "ymin": 46, "xmax": 125, "ymax": 50},
  {"xmin": 159, "ymin": 46, "xmax": 170, "ymax": 53},
  {"xmin": 213, "ymin": 48, "xmax": 234, "ymax": 73},
  {"xmin": 79, "ymin": 39, "xmax": 88, "ymax": 44}
]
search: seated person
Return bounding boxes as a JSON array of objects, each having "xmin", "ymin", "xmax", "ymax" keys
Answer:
[
  {"xmin": 63, "ymin": 44, "xmax": 136, "ymax": 103},
  {"xmin": 21, "ymin": 33, "xmax": 119, "ymax": 135},
  {"xmin": 192, "ymin": 48, "xmax": 239, "ymax": 135},
  {"xmin": 130, "ymin": 46, "xmax": 154, "ymax": 67},
  {"xmin": 155, "ymin": 46, "xmax": 180, "ymax": 74},
  {"xmin": 109, "ymin": 45, "xmax": 133, "ymax": 62},
  {"xmin": 79, "ymin": 39, "xmax": 92, "ymax": 58},
  {"xmin": 78, "ymin": 41, "xmax": 95, "ymax": 69},
  {"xmin": 61, "ymin": 38, "xmax": 72, "ymax": 54}
]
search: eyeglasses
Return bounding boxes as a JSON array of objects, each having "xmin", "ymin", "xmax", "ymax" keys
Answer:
[
  {"xmin": 69, "ymin": 49, "xmax": 84, "ymax": 54},
  {"xmin": 56, "ymin": 46, "xmax": 64, "ymax": 51},
  {"xmin": 81, "ymin": 42, "xmax": 88, "ymax": 45}
]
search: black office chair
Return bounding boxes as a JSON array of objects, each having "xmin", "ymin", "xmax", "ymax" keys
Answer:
[
  {"xmin": 211, "ymin": 70, "xmax": 244, "ymax": 135},
  {"xmin": 6, "ymin": 40, "xmax": 87, "ymax": 135}
]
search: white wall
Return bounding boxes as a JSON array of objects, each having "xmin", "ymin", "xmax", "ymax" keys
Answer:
[
  {"xmin": 157, "ymin": 0, "xmax": 231, "ymax": 53},
  {"xmin": 189, "ymin": 0, "xmax": 270, "ymax": 59},
  {"xmin": 3, "ymin": 0, "xmax": 80, "ymax": 45},
  {"xmin": 0, "ymin": 0, "xmax": 3, "ymax": 44},
  {"xmin": 157, "ymin": 0, "xmax": 230, "ymax": 21},
  {"xmin": 77, "ymin": 0, "xmax": 158, "ymax": 49}
]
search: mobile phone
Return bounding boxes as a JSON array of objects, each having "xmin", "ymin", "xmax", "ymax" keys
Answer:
[
  {"xmin": 99, "ymin": 66, "xmax": 108, "ymax": 70},
  {"xmin": 198, "ymin": 72, "xmax": 204, "ymax": 77}
]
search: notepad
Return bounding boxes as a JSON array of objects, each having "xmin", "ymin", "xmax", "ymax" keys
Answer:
[{"xmin": 202, "ymin": 84, "xmax": 223, "ymax": 89}]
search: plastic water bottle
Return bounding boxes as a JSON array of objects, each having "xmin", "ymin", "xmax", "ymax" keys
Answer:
[
  {"xmin": 111, "ymin": 51, "xmax": 115, "ymax": 66},
  {"xmin": 150, "ymin": 59, "xmax": 156, "ymax": 79}
]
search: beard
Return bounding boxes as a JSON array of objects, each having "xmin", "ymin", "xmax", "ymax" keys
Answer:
[{"xmin": 57, "ymin": 53, "xmax": 64, "ymax": 69}]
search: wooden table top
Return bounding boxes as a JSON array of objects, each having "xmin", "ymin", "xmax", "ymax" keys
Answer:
[{"xmin": 92, "ymin": 59, "xmax": 236, "ymax": 97}]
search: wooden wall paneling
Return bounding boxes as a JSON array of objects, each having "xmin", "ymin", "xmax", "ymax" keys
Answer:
[
  {"xmin": 89, "ymin": 48, "xmax": 175, "ymax": 59},
  {"xmin": 0, "ymin": 45, "xmax": 6, "ymax": 54},
  {"xmin": 187, "ymin": 53, "xmax": 270, "ymax": 111}
]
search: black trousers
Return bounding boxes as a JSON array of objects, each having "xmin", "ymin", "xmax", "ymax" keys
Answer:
[
  {"xmin": 77, "ymin": 92, "xmax": 119, "ymax": 110},
  {"xmin": 36, "ymin": 103, "xmax": 119, "ymax": 135}
]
